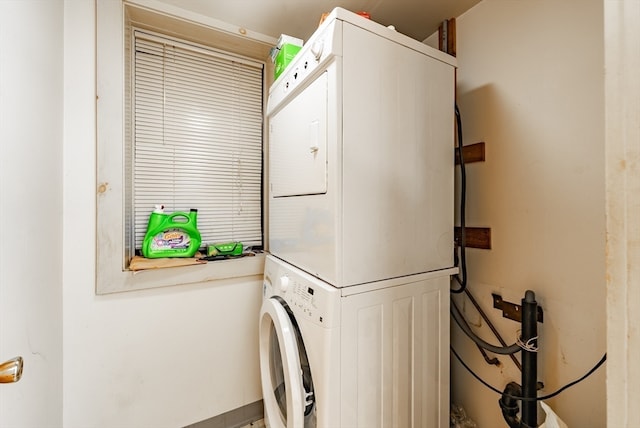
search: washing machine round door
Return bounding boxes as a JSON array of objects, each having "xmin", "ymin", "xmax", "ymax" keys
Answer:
[{"xmin": 259, "ymin": 296, "xmax": 306, "ymax": 428}]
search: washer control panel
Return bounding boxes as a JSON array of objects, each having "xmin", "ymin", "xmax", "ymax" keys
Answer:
[
  {"xmin": 278, "ymin": 274, "xmax": 321, "ymax": 323},
  {"xmin": 265, "ymin": 256, "xmax": 338, "ymax": 328}
]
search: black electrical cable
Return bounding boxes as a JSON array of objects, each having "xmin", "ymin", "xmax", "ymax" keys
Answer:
[
  {"xmin": 448, "ymin": 106, "xmax": 520, "ymax": 354},
  {"xmin": 451, "ymin": 104, "xmax": 467, "ymax": 294},
  {"xmin": 451, "ymin": 345, "xmax": 607, "ymax": 402},
  {"xmin": 451, "ymin": 298, "xmax": 522, "ymax": 355},
  {"xmin": 451, "ymin": 346, "xmax": 504, "ymax": 394}
]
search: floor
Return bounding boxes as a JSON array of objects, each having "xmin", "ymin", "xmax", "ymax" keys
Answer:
[{"xmin": 241, "ymin": 420, "xmax": 265, "ymax": 428}]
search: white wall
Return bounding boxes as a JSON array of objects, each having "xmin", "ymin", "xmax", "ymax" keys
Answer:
[
  {"xmin": 62, "ymin": 2, "xmax": 263, "ymax": 426},
  {"xmin": 0, "ymin": 1, "xmax": 63, "ymax": 425},
  {"xmin": 452, "ymin": 1, "xmax": 606, "ymax": 426}
]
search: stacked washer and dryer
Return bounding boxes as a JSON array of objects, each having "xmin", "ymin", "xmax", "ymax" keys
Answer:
[{"xmin": 259, "ymin": 8, "xmax": 457, "ymax": 428}]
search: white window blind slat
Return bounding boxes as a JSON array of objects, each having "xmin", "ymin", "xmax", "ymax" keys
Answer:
[{"xmin": 132, "ymin": 30, "xmax": 263, "ymax": 250}]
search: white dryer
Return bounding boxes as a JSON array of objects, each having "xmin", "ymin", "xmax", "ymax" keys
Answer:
[
  {"xmin": 259, "ymin": 255, "xmax": 455, "ymax": 428},
  {"xmin": 267, "ymin": 8, "xmax": 457, "ymax": 287}
]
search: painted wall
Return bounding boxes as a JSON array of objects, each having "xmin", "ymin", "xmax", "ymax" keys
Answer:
[
  {"xmin": 1, "ymin": 1, "xmax": 63, "ymax": 425},
  {"xmin": 452, "ymin": 1, "xmax": 606, "ymax": 426},
  {"xmin": 62, "ymin": 2, "xmax": 263, "ymax": 426}
]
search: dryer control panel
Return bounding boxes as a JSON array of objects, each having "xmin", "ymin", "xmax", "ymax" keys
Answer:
[{"xmin": 267, "ymin": 20, "xmax": 340, "ymax": 114}]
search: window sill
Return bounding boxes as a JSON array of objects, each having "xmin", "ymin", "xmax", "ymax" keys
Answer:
[{"xmin": 96, "ymin": 253, "xmax": 266, "ymax": 295}]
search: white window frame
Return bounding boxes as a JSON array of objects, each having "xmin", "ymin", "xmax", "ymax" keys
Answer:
[{"xmin": 96, "ymin": 0, "xmax": 275, "ymax": 294}]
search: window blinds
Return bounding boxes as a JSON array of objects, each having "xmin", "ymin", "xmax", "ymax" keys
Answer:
[{"xmin": 133, "ymin": 31, "xmax": 263, "ymax": 250}]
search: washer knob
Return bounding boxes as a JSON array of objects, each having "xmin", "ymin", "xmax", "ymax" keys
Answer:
[
  {"xmin": 311, "ymin": 40, "xmax": 324, "ymax": 61},
  {"xmin": 279, "ymin": 275, "xmax": 290, "ymax": 292}
]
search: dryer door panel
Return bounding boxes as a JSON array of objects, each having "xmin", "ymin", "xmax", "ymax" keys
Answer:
[{"xmin": 270, "ymin": 72, "xmax": 328, "ymax": 197}]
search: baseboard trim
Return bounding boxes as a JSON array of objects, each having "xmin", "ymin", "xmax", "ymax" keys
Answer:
[{"xmin": 184, "ymin": 400, "xmax": 264, "ymax": 428}]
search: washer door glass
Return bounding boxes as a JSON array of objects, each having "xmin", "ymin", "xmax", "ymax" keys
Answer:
[
  {"xmin": 268, "ymin": 321, "xmax": 287, "ymax": 418},
  {"xmin": 259, "ymin": 297, "xmax": 306, "ymax": 428}
]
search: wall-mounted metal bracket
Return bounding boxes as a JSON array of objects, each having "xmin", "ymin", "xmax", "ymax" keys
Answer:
[{"xmin": 492, "ymin": 293, "xmax": 544, "ymax": 323}]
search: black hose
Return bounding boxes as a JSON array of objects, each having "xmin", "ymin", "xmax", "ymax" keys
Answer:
[
  {"xmin": 452, "ymin": 104, "xmax": 467, "ymax": 293},
  {"xmin": 499, "ymin": 382, "xmax": 522, "ymax": 428},
  {"xmin": 451, "ymin": 298, "xmax": 522, "ymax": 355},
  {"xmin": 464, "ymin": 287, "xmax": 523, "ymax": 371},
  {"xmin": 452, "ymin": 345, "xmax": 607, "ymax": 402}
]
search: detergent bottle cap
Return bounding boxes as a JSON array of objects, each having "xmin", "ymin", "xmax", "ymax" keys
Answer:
[{"xmin": 153, "ymin": 204, "xmax": 165, "ymax": 213}]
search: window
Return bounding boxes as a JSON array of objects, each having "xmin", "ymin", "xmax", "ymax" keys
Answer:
[
  {"xmin": 96, "ymin": 1, "xmax": 275, "ymax": 294},
  {"xmin": 129, "ymin": 30, "xmax": 263, "ymax": 256}
]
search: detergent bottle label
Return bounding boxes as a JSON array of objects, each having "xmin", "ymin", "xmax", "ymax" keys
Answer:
[{"xmin": 150, "ymin": 228, "xmax": 191, "ymax": 251}]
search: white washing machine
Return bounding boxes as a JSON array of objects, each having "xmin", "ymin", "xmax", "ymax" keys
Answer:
[
  {"xmin": 267, "ymin": 7, "xmax": 457, "ymax": 288},
  {"xmin": 259, "ymin": 255, "xmax": 455, "ymax": 428}
]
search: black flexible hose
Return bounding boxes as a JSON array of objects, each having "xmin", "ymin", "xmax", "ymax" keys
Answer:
[
  {"xmin": 451, "ymin": 298, "xmax": 522, "ymax": 355},
  {"xmin": 451, "ymin": 345, "xmax": 607, "ymax": 402},
  {"xmin": 452, "ymin": 104, "xmax": 467, "ymax": 293},
  {"xmin": 500, "ymin": 382, "xmax": 522, "ymax": 428}
]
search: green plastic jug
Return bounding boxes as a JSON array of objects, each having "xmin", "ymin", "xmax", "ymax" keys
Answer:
[{"xmin": 141, "ymin": 206, "xmax": 202, "ymax": 258}]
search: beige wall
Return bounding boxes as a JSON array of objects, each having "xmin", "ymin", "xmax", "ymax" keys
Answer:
[{"xmin": 452, "ymin": 1, "xmax": 606, "ymax": 426}]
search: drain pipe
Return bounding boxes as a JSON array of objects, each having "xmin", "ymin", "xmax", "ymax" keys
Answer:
[
  {"xmin": 499, "ymin": 382, "xmax": 522, "ymax": 428},
  {"xmin": 521, "ymin": 290, "xmax": 538, "ymax": 428},
  {"xmin": 496, "ymin": 290, "xmax": 539, "ymax": 428},
  {"xmin": 454, "ymin": 288, "xmax": 541, "ymax": 427}
]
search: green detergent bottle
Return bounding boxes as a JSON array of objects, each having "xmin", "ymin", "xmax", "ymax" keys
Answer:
[{"xmin": 141, "ymin": 205, "xmax": 202, "ymax": 258}]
